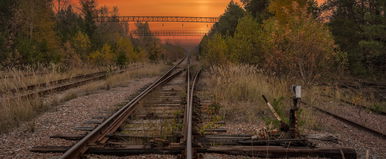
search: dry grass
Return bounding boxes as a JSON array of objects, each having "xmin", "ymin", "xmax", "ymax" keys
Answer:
[
  {"xmin": 0, "ymin": 63, "xmax": 168, "ymax": 133},
  {"xmin": 202, "ymin": 64, "xmax": 323, "ymax": 131},
  {"xmin": 304, "ymin": 81, "xmax": 386, "ymax": 114},
  {"xmin": 0, "ymin": 96, "xmax": 45, "ymax": 131},
  {"xmin": 204, "ymin": 64, "xmax": 291, "ymax": 122},
  {"xmin": 128, "ymin": 63, "xmax": 171, "ymax": 79},
  {"xmin": 324, "ymin": 86, "xmax": 385, "ymax": 113},
  {"xmin": 202, "ymin": 63, "xmax": 386, "ymax": 133},
  {"xmin": 0, "ymin": 65, "xmax": 106, "ymax": 92}
]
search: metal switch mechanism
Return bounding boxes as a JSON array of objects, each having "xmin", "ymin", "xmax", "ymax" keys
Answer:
[
  {"xmin": 293, "ymin": 85, "xmax": 301, "ymax": 99},
  {"xmin": 290, "ymin": 85, "xmax": 301, "ymax": 138}
]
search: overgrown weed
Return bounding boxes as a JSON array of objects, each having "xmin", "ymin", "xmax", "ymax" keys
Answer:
[
  {"xmin": 0, "ymin": 63, "xmax": 167, "ymax": 133},
  {"xmin": 203, "ymin": 64, "xmax": 321, "ymax": 131}
]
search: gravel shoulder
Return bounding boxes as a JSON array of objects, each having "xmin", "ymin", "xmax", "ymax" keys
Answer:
[
  {"xmin": 307, "ymin": 99, "xmax": 386, "ymax": 158},
  {"xmin": 0, "ymin": 76, "xmax": 156, "ymax": 159}
]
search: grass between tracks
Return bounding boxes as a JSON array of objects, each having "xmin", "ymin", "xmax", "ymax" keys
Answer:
[{"xmin": 0, "ymin": 63, "xmax": 168, "ymax": 133}]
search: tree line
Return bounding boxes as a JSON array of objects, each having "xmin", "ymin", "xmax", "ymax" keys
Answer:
[
  {"xmin": 0, "ymin": 0, "xmax": 184, "ymax": 69},
  {"xmin": 199, "ymin": 0, "xmax": 385, "ymax": 81}
]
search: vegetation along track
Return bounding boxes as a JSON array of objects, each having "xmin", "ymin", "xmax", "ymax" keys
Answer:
[
  {"xmin": 31, "ymin": 57, "xmax": 188, "ymax": 158},
  {"xmin": 0, "ymin": 65, "xmax": 142, "ymax": 100},
  {"xmin": 31, "ymin": 58, "xmax": 359, "ymax": 159},
  {"xmin": 303, "ymin": 101, "xmax": 386, "ymax": 140}
]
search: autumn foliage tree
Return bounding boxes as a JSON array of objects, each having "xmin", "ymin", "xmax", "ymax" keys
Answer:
[
  {"xmin": 258, "ymin": 0, "xmax": 345, "ymax": 82},
  {"xmin": 7, "ymin": 0, "xmax": 62, "ymax": 66},
  {"xmin": 200, "ymin": 0, "xmax": 345, "ymax": 82},
  {"xmin": 0, "ymin": 0, "xmax": 187, "ymax": 69}
]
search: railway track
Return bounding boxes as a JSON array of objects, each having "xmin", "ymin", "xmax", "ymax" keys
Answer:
[
  {"xmin": 0, "ymin": 72, "xmax": 48, "ymax": 80},
  {"xmin": 32, "ymin": 57, "xmax": 188, "ymax": 158},
  {"xmin": 319, "ymin": 81, "xmax": 386, "ymax": 115},
  {"xmin": 31, "ymin": 57, "xmax": 358, "ymax": 158},
  {"xmin": 304, "ymin": 83, "xmax": 386, "ymax": 140},
  {"xmin": 303, "ymin": 101, "xmax": 386, "ymax": 140},
  {"xmin": 0, "ymin": 65, "xmax": 143, "ymax": 100},
  {"xmin": 0, "ymin": 70, "xmax": 108, "ymax": 96}
]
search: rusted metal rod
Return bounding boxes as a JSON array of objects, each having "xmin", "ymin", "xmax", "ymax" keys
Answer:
[
  {"xmin": 262, "ymin": 95, "xmax": 283, "ymax": 122},
  {"xmin": 262, "ymin": 95, "xmax": 289, "ymax": 131}
]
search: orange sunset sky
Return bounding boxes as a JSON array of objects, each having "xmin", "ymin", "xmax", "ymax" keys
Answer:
[
  {"xmin": 67, "ymin": 0, "xmax": 325, "ymax": 47},
  {"xmin": 92, "ymin": 0, "xmax": 239, "ymax": 46}
]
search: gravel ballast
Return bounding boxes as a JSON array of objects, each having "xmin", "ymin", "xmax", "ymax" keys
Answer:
[{"xmin": 0, "ymin": 77, "xmax": 155, "ymax": 159}]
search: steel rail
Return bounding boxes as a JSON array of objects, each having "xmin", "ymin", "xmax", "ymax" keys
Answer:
[
  {"xmin": 60, "ymin": 58, "xmax": 186, "ymax": 159},
  {"xmin": 185, "ymin": 57, "xmax": 191, "ymax": 159},
  {"xmin": 186, "ymin": 68, "xmax": 202, "ymax": 159},
  {"xmin": 1, "ymin": 65, "xmax": 143, "ymax": 97},
  {"xmin": 302, "ymin": 101, "xmax": 386, "ymax": 140},
  {"xmin": 0, "ymin": 70, "xmax": 108, "ymax": 96},
  {"xmin": 322, "ymin": 94, "xmax": 386, "ymax": 116},
  {"xmin": 4, "ymin": 68, "xmax": 138, "ymax": 100},
  {"xmin": 0, "ymin": 72, "xmax": 48, "ymax": 80}
]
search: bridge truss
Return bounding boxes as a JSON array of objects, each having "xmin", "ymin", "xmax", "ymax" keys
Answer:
[
  {"xmin": 130, "ymin": 30, "xmax": 208, "ymax": 37},
  {"xmin": 96, "ymin": 16, "xmax": 219, "ymax": 23}
]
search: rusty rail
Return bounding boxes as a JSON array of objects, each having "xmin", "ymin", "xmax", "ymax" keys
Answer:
[
  {"xmin": 1, "ymin": 65, "xmax": 143, "ymax": 97},
  {"xmin": 303, "ymin": 101, "xmax": 386, "ymax": 140},
  {"xmin": 0, "ymin": 70, "xmax": 107, "ymax": 96},
  {"xmin": 185, "ymin": 66, "xmax": 201, "ymax": 159},
  {"xmin": 59, "ymin": 58, "xmax": 185, "ymax": 159},
  {"xmin": 185, "ymin": 57, "xmax": 192, "ymax": 159},
  {"xmin": 30, "ymin": 61, "xmax": 360, "ymax": 158}
]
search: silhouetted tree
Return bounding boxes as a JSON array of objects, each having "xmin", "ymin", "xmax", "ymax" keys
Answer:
[
  {"xmin": 326, "ymin": 0, "xmax": 386, "ymax": 76},
  {"xmin": 81, "ymin": 0, "xmax": 97, "ymax": 47},
  {"xmin": 241, "ymin": 0, "xmax": 271, "ymax": 23},
  {"xmin": 209, "ymin": 1, "xmax": 246, "ymax": 36}
]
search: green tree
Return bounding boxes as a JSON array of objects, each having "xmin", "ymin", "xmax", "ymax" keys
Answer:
[
  {"xmin": 56, "ymin": 5, "xmax": 83, "ymax": 43},
  {"xmin": 228, "ymin": 14, "xmax": 262, "ymax": 64},
  {"xmin": 209, "ymin": 1, "xmax": 246, "ymax": 36},
  {"xmin": 89, "ymin": 43, "xmax": 114, "ymax": 65},
  {"xmin": 94, "ymin": 6, "xmax": 128, "ymax": 47},
  {"xmin": 199, "ymin": 35, "xmax": 209, "ymax": 58},
  {"xmin": 327, "ymin": 0, "xmax": 364, "ymax": 75},
  {"xmin": 201, "ymin": 34, "xmax": 229, "ymax": 66},
  {"xmin": 0, "ymin": 0, "xmax": 17, "ymax": 65},
  {"xmin": 115, "ymin": 37, "xmax": 137, "ymax": 64},
  {"xmin": 134, "ymin": 22, "xmax": 164, "ymax": 63},
  {"xmin": 327, "ymin": 0, "xmax": 386, "ymax": 76},
  {"xmin": 81, "ymin": 0, "xmax": 97, "ymax": 47},
  {"xmin": 72, "ymin": 31, "xmax": 91, "ymax": 60},
  {"xmin": 15, "ymin": 0, "xmax": 63, "ymax": 65},
  {"xmin": 241, "ymin": 0, "xmax": 271, "ymax": 22}
]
